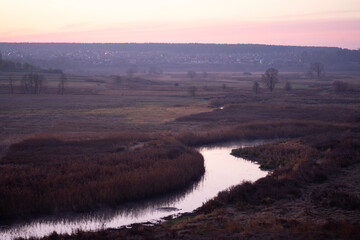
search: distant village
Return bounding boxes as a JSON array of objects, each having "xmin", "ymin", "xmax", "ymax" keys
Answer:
[{"xmin": 0, "ymin": 43, "xmax": 359, "ymax": 74}]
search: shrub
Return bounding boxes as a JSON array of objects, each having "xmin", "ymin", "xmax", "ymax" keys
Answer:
[{"xmin": 333, "ymin": 81, "xmax": 348, "ymax": 93}]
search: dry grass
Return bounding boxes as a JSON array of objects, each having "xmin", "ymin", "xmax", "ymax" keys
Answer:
[
  {"xmin": 176, "ymin": 120, "xmax": 356, "ymax": 147},
  {"xmin": 84, "ymin": 104, "xmax": 211, "ymax": 124},
  {"xmin": 1, "ymin": 71, "xmax": 360, "ymax": 239},
  {"xmin": 200, "ymin": 133, "xmax": 360, "ymax": 213},
  {"xmin": 231, "ymin": 140, "xmax": 319, "ymax": 169},
  {"xmin": 0, "ymin": 133, "xmax": 204, "ymax": 223}
]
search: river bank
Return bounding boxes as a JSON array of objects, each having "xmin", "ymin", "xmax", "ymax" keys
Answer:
[
  {"xmin": 0, "ymin": 141, "xmax": 268, "ymax": 239},
  {"xmin": 36, "ymin": 133, "xmax": 360, "ymax": 240}
]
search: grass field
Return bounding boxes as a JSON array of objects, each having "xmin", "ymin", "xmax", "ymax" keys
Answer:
[{"xmin": 1, "ymin": 70, "xmax": 360, "ymax": 238}]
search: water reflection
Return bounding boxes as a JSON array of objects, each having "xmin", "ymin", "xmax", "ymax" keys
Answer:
[{"xmin": 0, "ymin": 140, "xmax": 269, "ymax": 240}]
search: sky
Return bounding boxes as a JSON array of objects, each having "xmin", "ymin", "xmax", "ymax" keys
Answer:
[{"xmin": 1, "ymin": 0, "xmax": 359, "ymax": 49}]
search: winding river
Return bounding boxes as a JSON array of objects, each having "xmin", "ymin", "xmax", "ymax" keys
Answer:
[{"xmin": 0, "ymin": 140, "xmax": 268, "ymax": 240}]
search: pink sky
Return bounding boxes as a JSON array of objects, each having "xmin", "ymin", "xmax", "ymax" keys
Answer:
[{"xmin": 1, "ymin": 0, "xmax": 359, "ymax": 49}]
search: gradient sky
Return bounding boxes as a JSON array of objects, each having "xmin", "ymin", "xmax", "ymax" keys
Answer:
[{"xmin": 1, "ymin": 0, "xmax": 359, "ymax": 49}]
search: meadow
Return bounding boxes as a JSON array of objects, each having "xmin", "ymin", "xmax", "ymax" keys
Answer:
[{"xmin": 0, "ymin": 70, "xmax": 360, "ymax": 239}]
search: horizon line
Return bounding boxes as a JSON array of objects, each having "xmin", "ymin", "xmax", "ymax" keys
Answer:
[{"xmin": 0, "ymin": 42, "xmax": 354, "ymax": 50}]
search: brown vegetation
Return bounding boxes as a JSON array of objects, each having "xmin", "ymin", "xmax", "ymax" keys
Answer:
[
  {"xmin": 1, "ymin": 71, "xmax": 360, "ymax": 239},
  {"xmin": 176, "ymin": 120, "xmax": 355, "ymax": 147},
  {"xmin": 0, "ymin": 133, "xmax": 204, "ymax": 223},
  {"xmin": 200, "ymin": 133, "xmax": 360, "ymax": 213},
  {"xmin": 333, "ymin": 80, "xmax": 349, "ymax": 92},
  {"xmin": 231, "ymin": 140, "xmax": 318, "ymax": 169},
  {"xmin": 36, "ymin": 139, "xmax": 360, "ymax": 240},
  {"xmin": 262, "ymin": 68, "xmax": 279, "ymax": 92},
  {"xmin": 178, "ymin": 103, "xmax": 360, "ymax": 123},
  {"xmin": 26, "ymin": 130, "xmax": 360, "ymax": 240}
]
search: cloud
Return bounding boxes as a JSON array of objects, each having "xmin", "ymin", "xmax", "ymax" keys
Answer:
[
  {"xmin": 274, "ymin": 9, "xmax": 360, "ymax": 20},
  {"xmin": 1, "ymin": 19, "xmax": 359, "ymax": 49}
]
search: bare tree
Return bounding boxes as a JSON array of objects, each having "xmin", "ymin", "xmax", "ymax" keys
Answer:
[
  {"xmin": 33, "ymin": 73, "xmax": 39, "ymax": 94},
  {"xmin": 310, "ymin": 62, "xmax": 324, "ymax": 78},
  {"xmin": 306, "ymin": 70, "xmax": 314, "ymax": 79},
  {"xmin": 253, "ymin": 81, "xmax": 260, "ymax": 94},
  {"xmin": 188, "ymin": 86, "xmax": 198, "ymax": 96},
  {"xmin": 58, "ymin": 74, "xmax": 67, "ymax": 94},
  {"xmin": 9, "ymin": 76, "xmax": 14, "ymax": 94},
  {"xmin": 126, "ymin": 65, "xmax": 138, "ymax": 78},
  {"xmin": 21, "ymin": 73, "xmax": 45, "ymax": 94},
  {"xmin": 21, "ymin": 74, "xmax": 29, "ymax": 93},
  {"xmin": 187, "ymin": 70, "xmax": 197, "ymax": 79},
  {"xmin": 332, "ymin": 81, "xmax": 348, "ymax": 93},
  {"xmin": 284, "ymin": 81, "xmax": 292, "ymax": 91},
  {"xmin": 31, "ymin": 73, "xmax": 42, "ymax": 94},
  {"xmin": 38, "ymin": 75, "xmax": 45, "ymax": 94},
  {"xmin": 148, "ymin": 65, "xmax": 162, "ymax": 75},
  {"xmin": 262, "ymin": 68, "xmax": 279, "ymax": 92}
]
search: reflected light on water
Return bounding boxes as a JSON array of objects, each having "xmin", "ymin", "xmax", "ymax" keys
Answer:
[{"xmin": 0, "ymin": 140, "xmax": 269, "ymax": 240}]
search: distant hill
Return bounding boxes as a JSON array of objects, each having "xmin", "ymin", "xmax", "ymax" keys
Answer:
[{"xmin": 0, "ymin": 43, "xmax": 359, "ymax": 74}]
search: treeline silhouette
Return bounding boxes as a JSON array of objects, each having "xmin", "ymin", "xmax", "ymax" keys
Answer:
[
  {"xmin": 1, "ymin": 43, "xmax": 359, "ymax": 73},
  {"xmin": 0, "ymin": 55, "xmax": 63, "ymax": 74},
  {"xmin": 0, "ymin": 134, "xmax": 204, "ymax": 223},
  {"xmin": 1, "ymin": 42, "xmax": 356, "ymax": 56}
]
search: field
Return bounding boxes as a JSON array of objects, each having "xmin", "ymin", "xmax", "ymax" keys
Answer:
[
  {"xmin": 1, "ymin": 70, "xmax": 360, "ymax": 239},
  {"xmin": 2, "ymin": 71, "xmax": 359, "ymax": 147}
]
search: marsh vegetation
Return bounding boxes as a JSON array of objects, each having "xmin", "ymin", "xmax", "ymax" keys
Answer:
[{"xmin": 0, "ymin": 69, "xmax": 359, "ymax": 239}]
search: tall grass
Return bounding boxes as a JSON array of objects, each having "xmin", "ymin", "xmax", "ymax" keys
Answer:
[
  {"xmin": 0, "ymin": 134, "xmax": 204, "ymax": 223},
  {"xmin": 200, "ymin": 133, "xmax": 360, "ymax": 213},
  {"xmin": 176, "ymin": 120, "xmax": 354, "ymax": 146},
  {"xmin": 231, "ymin": 140, "xmax": 319, "ymax": 169}
]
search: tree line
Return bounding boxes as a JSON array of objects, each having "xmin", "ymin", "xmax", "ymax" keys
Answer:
[
  {"xmin": 21, "ymin": 72, "xmax": 45, "ymax": 94},
  {"xmin": 254, "ymin": 62, "xmax": 328, "ymax": 93},
  {"xmin": 253, "ymin": 62, "xmax": 350, "ymax": 93},
  {"xmin": 6, "ymin": 73, "xmax": 67, "ymax": 94},
  {"xmin": 0, "ymin": 51, "xmax": 63, "ymax": 74}
]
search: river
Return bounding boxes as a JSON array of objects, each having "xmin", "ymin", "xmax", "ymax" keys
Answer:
[{"xmin": 0, "ymin": 140, "xmax": 268, "ymax": 240}]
